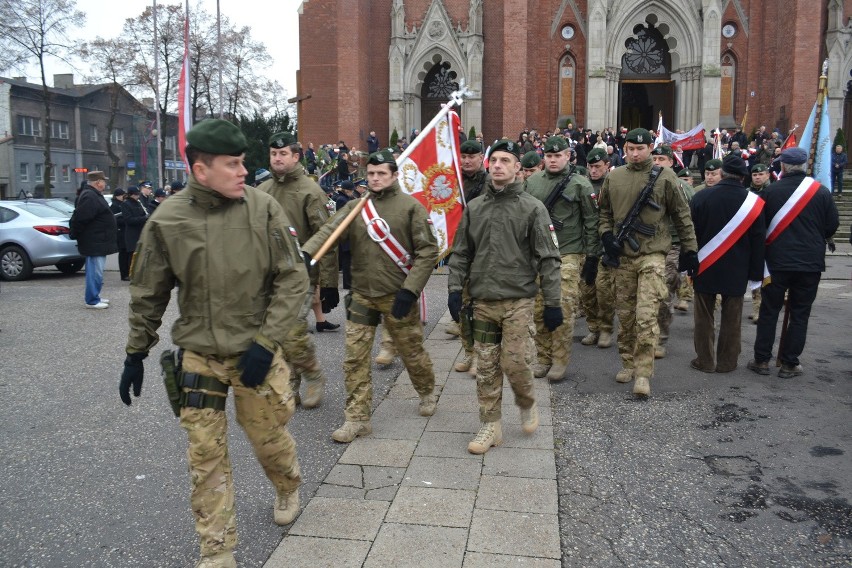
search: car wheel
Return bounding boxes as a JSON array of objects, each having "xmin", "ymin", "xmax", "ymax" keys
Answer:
[
  {"xmin": 56, "ymin": 259, "xmax": 85, "ymax": 274},
  {"xmin": 1, "ymin": 245, "xmax": 34, "ymax": 281}
]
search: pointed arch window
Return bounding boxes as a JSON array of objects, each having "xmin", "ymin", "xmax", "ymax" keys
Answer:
[
  {"xmin": 559, "ymin": 55, "xmax": 576, "ymax": 117},
  {"xmin": 720, "ymin": 52, "xmax": 736, "ymax": 119}
]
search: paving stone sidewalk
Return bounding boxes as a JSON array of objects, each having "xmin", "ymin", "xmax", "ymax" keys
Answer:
[{"xmin": 265, "ymin": 313, "xmax": 562, "ymax": 568}]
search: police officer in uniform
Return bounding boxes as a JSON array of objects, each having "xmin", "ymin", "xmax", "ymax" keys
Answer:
[
  {"xmin": 258, "ymin": 132, "xmax": 339, "ymax": 408},
  {"xmin": 525, "ymin": 136, "xmax": 599, "ymax": 381},
  {"xmin": 579, "ymin": 148, "xmax": 615, "ymax": 349},
  {"xmin": 120, "ymin": 120, "xmax": 309, "ymax": 568},
  {"xmin": 302, "ymin": 149, "xmax": 439, "ymax": 443},
  {"xmin": 748, "ymin": 163, "xmax": 772, "ymax": 322},
  {"xmin": 448, "ymin": 139, "xmax": 562, "ymax": 454},
  {"xmin": 598, "ymin": 128, "xmax": 697, "ymax": 397}
]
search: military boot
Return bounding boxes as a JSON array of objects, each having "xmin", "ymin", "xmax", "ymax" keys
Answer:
[
  {"xmin": 332, "ymin": 420, "xmax": 372, "ymax": 443},
  {"xmin": 675, "ymin": 299, "xmax": 689, "ymax": 312},
  {"xmin": 532, "ymin": 363, "xmax": 551, "ymax": 378},
  {"xmin": 520, "ymin": 402, "xmax": 539, "ymax": 434},
  {"xmin": 454, "ymin": 352, "xmax": 474, "ymax": 372},
  {"xmin": 581, "ymin": 332, "xmax": 599, "ymax": 346},
  {"xmin": 467, "ymin": 355, "xmax": 478, "ymax": 377},
  {"xmin": 654, "ymin": 344, "xmax": 667, "ymax": 359},
  {"xmin": 445, "ymin": 321, "xmax": 461, "ymax": 337},
  {"xmin": 418, "ymin": 393, "xmax": 438, "ymax": 417},
  {"xmin": 195, "ymin": 551, "xmax": 236, "ymax": 568},
  {"xmin": 274, "ymin": 489, "xmax": 300, "ymax": 525},
  {"xmin": 301, "ymin": 371, "xmax": 326, "ymax": 409},
  {"xmin": 374, "ymin": 346, "xmax": 397, "ymax": 366},
  {"xmin": 467, "ymin": 421, "xmax": 502, "ymax": 454},
  {"xmin": 545, "ymin": 362, "xmax": 567, "ymax": 382},
  {"xmin": 597, "ymin": 331, "xmax": 613, "ymax": 348},
  {"xmin": 615, "ymin": 368, "xmax": 634, "ymax": 383},
  {"xmin": 633, "ymin": 376, "xmax": 650, "ymax": 396}
]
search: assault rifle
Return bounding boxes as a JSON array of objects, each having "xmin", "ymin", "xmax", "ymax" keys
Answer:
[
  {"xmin": 601, "ymin": 165, "xmax": 662, "ymax": 268},
  {"xmin": 541, "ymin": 165, "xmax": 575, "ymax": 230}
]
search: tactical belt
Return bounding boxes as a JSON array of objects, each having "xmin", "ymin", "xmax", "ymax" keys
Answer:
[
  {"xmin": 472, "ymin": 319, "xmax": 502, "ymax": 344},
  {"xmin": 179, "ymin": 371, "xmax": 228, "ymax": 411},
  {"xmin": 346, "ymin": 294, "xmax": 382, "ymax": 326}
]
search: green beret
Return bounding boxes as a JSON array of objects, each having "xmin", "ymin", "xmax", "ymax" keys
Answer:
[
  {"xmin": 460, "ymin": 140, "xmax": 483, "ymax": 154},
  {"xmin": 521, "ymin": 151, "xmax": 541, "ymax": 169},
  {"xmin": 586, "ymin": 148, "xmax": 609, "ymax": 164},
  {"xmin": 269, "ymin": 131, "xmax": 297, "ymax": 148},
  {"xmin": 186, "ymin": 119, "xmax": 247, "ymax": 156},
  {"xmin": 751, "ymin": 163, "xmax": 768, "ymax": 173},
  {"xmin": 490, "ymin": 138, "xmax": 521, "ymax": 159},
  {"xmin": 677, "ymin": 167, "xmax": 692, "ymax": 178},
  {"xmin": 704, "ymin": 159, "xmax": 722, "ymax": 171},
  {"xmin": 651, "ymin": 144, "xmax": 673, "ymax": 158},
  {"xmin": 542, "ymin": 136, "xmax": 569, "ymax": 153},
  {"xmin": 626, "ymin": 128, "xmax": 653, "ymax": 145},
  {"xmin": 367, "ymin": 149, "xmax": 396, "ymax": 165}
]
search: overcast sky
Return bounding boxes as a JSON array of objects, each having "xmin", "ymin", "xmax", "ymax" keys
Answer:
[{"xmin": 21, "ymin": 0, "xmax": 300, "ymax": 99}]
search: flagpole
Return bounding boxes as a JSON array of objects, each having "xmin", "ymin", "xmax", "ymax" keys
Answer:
[
  {"xmin": 152, "ymin": 0, "xmax": 164, "ymax": 190},
  {"xmin": 309, "ymin": 81, "xmax": 472, "ymax": 266},
  {"xmin": 217, "ymin": 0, "xmax": 224, "ymax": 118},
  {"xmin": 806, "ymin": 60, "xmax": 829, "ymax": 176}
]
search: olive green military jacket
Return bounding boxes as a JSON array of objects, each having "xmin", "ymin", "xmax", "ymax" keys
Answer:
[
  {"xmin": 599, "ymin": 158, "xmax": 697, "ymax": 256},
  {"xmin": 525, "ymin": 166, "xmax": 599, "ymax": 256},
  {"xmin": 258, "ymin": 164, "xmax": 338, "ymax": 288},
  {"xmin": 126, "ymin": 178, "xmax": 309, "ymax": 358},
  {"xmin": 670, "ymin": 177, "xmax": 696, "ymax": 245},
  {"xmin": 462, "ymin": 169, "xmax": 488, "ymax": 203},
  {"xmin": 302, "ymin": 181, "xmax": 438, "ymax": 298},
  {"xmin": 448, "ymin": 179, "xmax": 562, "ymax": 306},
  {"xmin": 749, "ymin": 180, "xmax": 771, "ymax": 195}
]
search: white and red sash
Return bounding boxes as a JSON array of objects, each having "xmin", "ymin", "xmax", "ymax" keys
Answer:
[
  {"xmin": 361, "ymin": 199, "xmax": 428, "ymax": 321},
  {"xmin": 697, "ymin": 191, "xmax": 764, "ymax": 275},
  {"xmin": 761, "ymin": 176, "xmax": 822, "ymax": 283}
]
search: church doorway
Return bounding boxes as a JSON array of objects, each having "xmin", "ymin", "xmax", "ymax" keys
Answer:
[
  {"xmin": 420, "ymin": 61, "xmax": 461, "ymax": 130},
  {"xmin": 618, "ymin": 16, "xmax": 674, "ymax": 130},
  {"xmin": 620, "ymin": 81, "xmax": 674, "ymax": 130}
]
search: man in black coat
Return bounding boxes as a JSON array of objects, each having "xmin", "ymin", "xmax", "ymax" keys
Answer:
[
  {"xmin": 748, "ymin": 147, "xmax": 840, "ymax": 378},
  {"xmin": 689, "ymin": 154, "xmax": 765, "ymax": 373},
  {"xmin": 121, "ymin": 186, "xmax": 150, "ymax": 254},
  {"xmin": 69, "ymin": 171, "xmax": 117, "ymax": 308},
  {"xmin": 109, "ymin": 188, "xmax": 131, "ymax": 281}
]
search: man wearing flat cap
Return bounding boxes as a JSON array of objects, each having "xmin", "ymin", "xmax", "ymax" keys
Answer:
[
  {"xmin": 526, "ymin": 135, "xmax": 598, "ymax": 381},
  {"xmin": 302, "ymin": 148, "xmax": 439, "ymax": 444},
  {"xmin": 120, "ymin": 119, "xmax": 309, "ymax": 568},
  {"xmin": 748, "ymin": 146, "xmax": 839, "ymax": 379},
  {"xmin": 449, "ymin": 139, "xmax": 562, "ymax": 454},
  {"xmin": 69, "ymin": 170, "xmax": 117, "ymax": 308},
  {"xmin": 598, "ymin": 128, "xmax": 697, "ymax": 397},
  {"xmin": 689, "ymin": 154, "xmax": 765, "ymax": 374},
  {"xmin": 257, "ymin": 131, "xmax": 339, "ymax": 408}
]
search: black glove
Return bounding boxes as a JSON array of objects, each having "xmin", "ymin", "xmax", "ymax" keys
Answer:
[
  {"xmin": 827, "ymin": 241, "xmax": 836, "ymax": 253},
  {"xmin": 581, "ymin": 256, "xmax": 599, "ymax": 286},
  {"xmin": 391, "ymin": 289, "xmax": 418, "ymax": 319},
  {"xmin": 119, "ymin": 352, "xmax": 148, "ymax": 406},
  {"xmin": 448, "ymin": 291, "xmax": 463, "ymax": 322},
  {"xmin": 678, "ymin": 250, "xmax": 700, "ymax": 277},
  {"xmin": 543, "ymin": 306, "xmax": 564, "ymax": 332},
  {"xmin": 320, "ymin": 287, "xmax": 340, "ymax": 313},
  {"xmin": 301, "ymin": 251, "xmax": 312, "ymax": 272},
  {"xmin": 237, "ymin": 342, "xmax": 274, "ymax": 388},
  {"xmin": 601, "ymin": 232, "xmax": 621, "ymax": 259}
]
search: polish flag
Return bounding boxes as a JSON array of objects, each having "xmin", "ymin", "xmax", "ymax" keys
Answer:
[
  {"xmin": 177, "ymin": 3, "xmax": 191, "ymax": 172},
  {"xmin": 397, "ymin": 109, "xmax": 464, "ymax": 260}
]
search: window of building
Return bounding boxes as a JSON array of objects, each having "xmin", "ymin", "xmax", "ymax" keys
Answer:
[
  {"xmin": 51, "ymin": 120, "xmax": 70, "ymax": 140},
  {"xmin": 62, "ymin": 165, "xmax": 71, "ymax": 182},
  {"xmin": 165, "ymin": 135, "xmax": 176, "ymax": 151},
  {"xmin": 720, "ymin": 52, "xmax": 737, "ymax": 121},
  {"xmin": 110, "ymin": 128, "xmax": 125, "ymax": 145},
  {"xmin": 18, "ymin": 116, "xmax": 41, "ymax": 137},
  {"xmin": 558, "ymin": 54, "xmax": 576, "ymax": 119},
  {"xmin": 90, "ymin": 125, "xmax": 98, "ymax": 142},
  {"xmin": 35, "ymin": 164, "xmax": 44, "ymax": 183},
  {"xmin": 20, "ymin": 163, "xmax": 29, "ymax": 182},
  {"xmin": 49, "ymin": 167, "xmax": 57, "ymax": 182}
]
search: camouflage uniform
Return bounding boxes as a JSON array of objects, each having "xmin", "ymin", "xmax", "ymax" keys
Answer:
[
  {"xmin": 658, "ymin": 178, "xmax": 695, "ymax": 341},
  {"xmin": 533, "ymin": 256, "xmax": 581, "ymax": 364},
  {"xmin": 259, "ymin": 164, "xmax": 337, "ymax": 397}
]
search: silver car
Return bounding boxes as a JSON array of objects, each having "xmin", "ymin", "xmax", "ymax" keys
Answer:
[{"xmin": 0, "ymin": 201, "xmax": 84, "ymax": 281}]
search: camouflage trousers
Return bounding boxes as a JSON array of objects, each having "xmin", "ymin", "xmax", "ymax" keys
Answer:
[
  {"xmin": 287, "ymin": 285, "xmax": 325, "ymax": 393},
  {"xmin": 534, "ymin": 254, "xmax": 581, "ymax": 366},
  {"xmin": 751, "ymin": 287, "xmax": 761, "ymax": 319},
  {"xmin": 657, "ymin": 246, "xmax": 681, "ymax": 338},
  {"xmin": 580, "ymin": 258, "xmax": 616, "ymax": 334},
  {"xmin": 614, "ymin": 253, "xmax": 667, "ymax": 378},
  {"xmin": 180, "ymin": 349, "xmax": 300, "ymax": 557},
  {"xmin": 678, "ymin": 275, "xmax": 694, "ymax": 301},
  {"xmin": 379, "ymin": 325, "xmax": 396, "ymax": 355},
  {"xmin": 473, "ymin": 298, "xmax": 536, "ymax": 422},
  {"xmin": 343, "ymin": 292, "xmax": 435, "ymax": 422}
]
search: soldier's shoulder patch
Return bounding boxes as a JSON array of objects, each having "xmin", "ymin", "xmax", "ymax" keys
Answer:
[
  {"xmin": 548, "ymin": 224, "xmax": 559, "ymax": 247},
  {"xmin": 426, "ymin": 218, "xmax": 438, "ymax": 238},
  {"xmin": 289, "ymin": 226, "xmax": 298, "ymax": 238}
]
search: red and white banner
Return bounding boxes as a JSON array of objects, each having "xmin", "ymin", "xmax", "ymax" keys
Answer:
[
  {"xmin": 177, "ymin": 2, "xmax": 191, "ymax": 172},
  {"xmin": 397, "ymin": 109, "xmax": 464, "ymax": 260},
  {"xmin": 697, "ymin": 191, "xmax": 764, "ymax": 275},
  {"xmin": 656, "ymin": 116, "xmax": 706, "ymax": 151}
]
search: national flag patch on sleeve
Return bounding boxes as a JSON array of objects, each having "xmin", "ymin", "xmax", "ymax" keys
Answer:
[{"xmin": 548, "ymin": 224, "xmax": 559, "ymax": 247}]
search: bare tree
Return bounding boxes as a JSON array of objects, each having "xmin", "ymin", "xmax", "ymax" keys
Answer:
[{"xmin": 0, "ymin": 0, "xmax": 84, "ymax": 197}]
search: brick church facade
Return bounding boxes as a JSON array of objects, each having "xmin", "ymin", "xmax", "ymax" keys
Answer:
[{"xmin": 298, "ymin": 0, "xmax": 852, "ymax": 148}]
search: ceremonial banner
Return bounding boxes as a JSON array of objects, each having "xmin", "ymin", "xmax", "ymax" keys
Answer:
[
  {"xmin": 656, "ymin": 114, "xmax": 706, "ymax": 151},
  {"xmin": 176, "ymin": 1, "xmax": 191, "ymax": 172},
  {"xmin": 798, "ymin": 98, "xmax": 832, "ymax": 190},
  {"xmin": 398, "ymin": 110, "xmax": 464, "ymax": 260}
]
